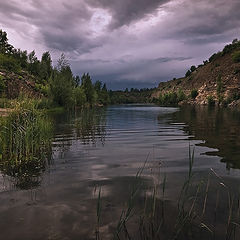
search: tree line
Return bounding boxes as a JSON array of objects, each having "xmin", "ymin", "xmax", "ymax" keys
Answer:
[{"xmin": 0, "ymin": 29, "xmax": 110, "ymax": 107}]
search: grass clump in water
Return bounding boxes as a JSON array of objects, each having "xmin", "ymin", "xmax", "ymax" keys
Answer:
[
  {"xmin": 94, "ymin": 147, "xmax": 240, "ymax": 240},
  {"xmin": 0, "ymin": 98, "xmax": 53, "ymax": 188}
]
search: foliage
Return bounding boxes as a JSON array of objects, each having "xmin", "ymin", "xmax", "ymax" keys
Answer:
[
  {"xmin": 158, "ymin": 90, "xmax": 186, "ymax": 106},
  {"xmin": 0, "ymin": 75, "xmax": 6, "ymax": 95},
  {"xmin": 190, "ymin": 89, "xmax": 198, "ymax": 99},
  {"xmin": 49, "ymin": 68, "xmax": 74, "ymax": 107},
  {"xmin": 209, "ymin": 52, "xmax": 221, "ymax": 62},
  {"xmin": 176, "ymin": 79, "xmax": 182, "ymax": 85},
  {"xmin": 232, "ymin": 51, "xmax": 240, "ymax": 63},
  {"xmin": 185, "ymin": 70, "xmax": 191, "ymax": 77},
  {"xmin": 207, "ymin": 95, "xmax": 215, "ymax": 106},
  {"xmin": 190, "ymin": 65, "xmax": 196, "ymax": 72},
  {"xmin": 73, "ymin": 86, "xmax": 87, "ymax": 107},
  {"xmin": 0, "ymin": 53, "xmax": 20, "ymax": 72},
  {"xmin": 0, "ymin": 98, "xmax": 11, "ymax": 108},
  {"xmin": 0, "ymin": 30, "xmax": 14, "ymax": 54},
  {"xmin": 95, "ymin": 82, "xmax": 110, "ymax": 105},
  {"xmin": 0, "ymin": 98, "xmax": 53, "ymax": 164},
  {"xmin": 39, "ymin": 51, "xmax": 52, "ymax": 81},
  {"xmin": 177, "ymin": 89, "xmax": 186, "ymax": 102},
  {"xmin": 222, "ymin": 39, "xmax": 240, "ymax": 55},
  {"xmin": 0, "ymin": 29, "xmax": 111, "ymax": 108},
  {"xmin": 81, "ymin": 73, "xmax": 97, "ymax": 106},
  {"xmin": 109, "ymin": 88, "xmax": 154, "ymax": 104},
  {"xmin": 0, "ymin": 98, "xmax": 53, "ymax": 189}
]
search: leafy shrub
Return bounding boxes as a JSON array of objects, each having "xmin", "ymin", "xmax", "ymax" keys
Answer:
[
  {"xmin": 209, "ymin": 52, "xmax": 221, "ymax": 62},
  {"xmin": 0, "ymin": 53, "xmax": 20, "ymax": 72},
  {"xmin": 222, "ymin": 40, "xmax": 240, "ymax": 55},
  {"xmin": 190, "ymin": 89, "xmax": 198, "ymax": 99},
  {"xmin": 37, "ymin": 98, "xmax": 55, "ymax": 109},
  {"xmin": 232, "ymin": 51, "xmax": 240, "ymax": 63},
  {"xmin": 176, "ymin": 79, "xmax": 181, "ymax": 85},
  {"xmin": 234, "ymin": 69, "xmax": 240, "ymax": 75},
  {"xmin": 185, "ymin": 70, "xmax": 191, "ymax": 77},
  {"xmin": 0, "ymin": 98, "xmax": 11, "ymax": 108},
  {"xmin": 0, "ymin": 75, "xmax": 6, "ymax": 94},
  {"xmin": 177, "ymin": 89, "xmax": 186, "ymax": 101},
  {"xmin": 0, "ymin": 98, "xmax": 53, "ymax": 164},
  {"xmin": 207, "ymin": 95, "xmax": 215, "ymax": 106},
  {"xmin": 73, "ymin": 87, "xmax": 87, "ymax": 106},
  {"xmin": 190, "ymin": 65, "xmax": 196, "ymax": 72},
  {"xmin": 158, "ymin": 90, "xmax": 186, "ymax": 106},
  {"xmin": 232, "ymin": 92, "xmax": 240, "ymax": 101}
]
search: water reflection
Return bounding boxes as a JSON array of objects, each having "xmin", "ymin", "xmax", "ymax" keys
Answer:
[
  {"xmin": 75, "ymin": 108, "xmax": 107, "ymax": 145},
  {"xmin": 0, "ymin": 105, "xmax": 240, "ymax": 240},
  {"xmin": 0, "ymin": 156, "xmax": 52, "ymax": 189},
  {"xmin": 171, "ymin": 106, "xmax": 240, "ymax": 169}
]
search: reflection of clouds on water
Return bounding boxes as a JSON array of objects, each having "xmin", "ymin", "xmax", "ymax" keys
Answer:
[{"xmin": 1, "ymin": 105, "xmax": 240, "ymax": 239}]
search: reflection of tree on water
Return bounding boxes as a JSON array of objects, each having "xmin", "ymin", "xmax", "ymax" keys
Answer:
[
  {"xmin": 75, "ymin": 108, "xmax": 107, "ymax": 145},
  {"xmin": 169, "ymin": 106, "xmax": 240, "ymax": 169}
]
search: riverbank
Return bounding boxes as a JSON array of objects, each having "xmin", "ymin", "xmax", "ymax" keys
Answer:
[{"xmin": 152, "ymin": 39, "xmax": 240, "ymax": 108}]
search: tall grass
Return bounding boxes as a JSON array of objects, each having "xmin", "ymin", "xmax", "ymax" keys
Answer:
[
  {"xmin": 0, "ymin": 98, "xmax": 53, "ymax": 188},
  {"xmin": 94, "ymin": 147, "xmax": 240, "ymax": 240}
]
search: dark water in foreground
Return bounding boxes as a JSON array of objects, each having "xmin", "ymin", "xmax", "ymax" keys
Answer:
[{"xmin": 0, "ymin": 105, "xmax": 240, "ymax": 239}]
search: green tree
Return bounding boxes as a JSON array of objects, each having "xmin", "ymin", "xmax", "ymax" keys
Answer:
[
  {"xmin": 73, "ymin": 86, "xmax": 86, "ymax": 106},
  {"xmin": 185, "ymin": 70, "xmax": 191, "ymax": 77},
  {"xmin": 191, "ymin": 89, "xmax": 198, "ymax": 99},
  {"xmin": 28, "ymin": 50, "xmax": 40, "ymax": 75},
  {"xmin": 81, "ymin": 73, "xmax": 96, "ymax": 106},
  {"xmin": 74, "ymin": 75, "xmax": 81, "ymax": 87},
  {"xmin": 232, "ymin": 51, "xmax": 240, "ymax": 63},
  {"xmin": 49, "ymin": 54, "xmax": 74, "ymax": 106},
  {"xmin": 0, "ymin": 30, "xmax": 14, "ymax": 54},
  {"xmin": 94, "ymin": 80, "xmax": 102, "ymax": 93},
  {"xmin": 101, "ymin": 83, "xmax": 110, "ymax": 105},
  {"xmin": 190, "ymin": 65, "xmax": 196, "ymax": 72},
  {"xmin": 40, "ymin": 51, "xmax": 52, "ymax": 81}
]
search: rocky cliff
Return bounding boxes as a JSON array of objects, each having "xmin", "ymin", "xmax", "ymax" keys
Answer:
[{"xmin": 152, "ymin": 40, "xmax": 240, "ymax": 107}]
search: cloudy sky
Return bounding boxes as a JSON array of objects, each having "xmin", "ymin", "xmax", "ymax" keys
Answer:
[{"xmin": 1, "ymin": 0, "xmax": 240, "ymax": 89}]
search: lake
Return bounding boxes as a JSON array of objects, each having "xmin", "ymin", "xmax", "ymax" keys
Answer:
[{"xmin": 0, "ymin": 104, "xmax": 240, "ymax": 240}]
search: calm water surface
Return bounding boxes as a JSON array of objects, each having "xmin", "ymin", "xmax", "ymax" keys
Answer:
[{"xmin": 0, "ymin": 104, "xmax": 240, "ymax": 239}]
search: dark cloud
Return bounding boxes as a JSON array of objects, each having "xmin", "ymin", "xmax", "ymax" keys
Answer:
[
  {"xmin": 1, "ymin": 0, "xmax": 240, "ymax": 89},
  {"xmin": 87, "ymin": 0, "xmax": 171, "ymax": 29},
  {"xmin": 152, "ymin": 57, "xmax": 192, "ymax": 63},
  {"xmin": 158, "ymin": 0, "xmax": 240, "ymax": 44}
]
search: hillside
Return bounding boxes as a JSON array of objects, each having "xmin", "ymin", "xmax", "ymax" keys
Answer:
[
  {"xmin": 0, "ymin": 69, "xmax": 41, "ymax": 99},
  {"xmin": 0, "ymin": 29, "xmax": 110, "ymax": 108},
  {"xmin": 152, "ymin": 39, "xmax": 240, "ymax": 107}
]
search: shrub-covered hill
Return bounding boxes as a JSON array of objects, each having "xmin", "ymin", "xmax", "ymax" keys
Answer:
[
  {"xmin": 152, "ymin": 39, "xmax": 240, "ymax": 107},
  {"xmin": 0, "ymin": 69, "xmax": 41, "ymax": 99}
]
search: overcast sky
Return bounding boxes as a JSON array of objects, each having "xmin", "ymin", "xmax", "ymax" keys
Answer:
[{"xmin": 1, "ymin": 0, "xmax": 240, "ymax": 89}]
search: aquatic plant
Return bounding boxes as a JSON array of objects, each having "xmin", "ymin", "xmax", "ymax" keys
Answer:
[
  {"xmin": 0, "ymin": 98, "xmax": 53, "ymax": 188},
  {"xmin": 94, "ymin": 147, "xmax": 240, "ymax": 240}
]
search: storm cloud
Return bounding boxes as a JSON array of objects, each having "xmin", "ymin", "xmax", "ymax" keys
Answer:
[{"xmin": 0, "ymin": 0, "xmax": 240, "ymax": 89}]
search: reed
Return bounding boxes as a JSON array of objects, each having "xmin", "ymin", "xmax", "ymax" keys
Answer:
[
  {"xmin": 0, "ymin": 98, "xmax": 53, "ymax": 188},
  {"xmin": 95, "ymin": 147, "xmax": 240, "ymax": 240}
]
